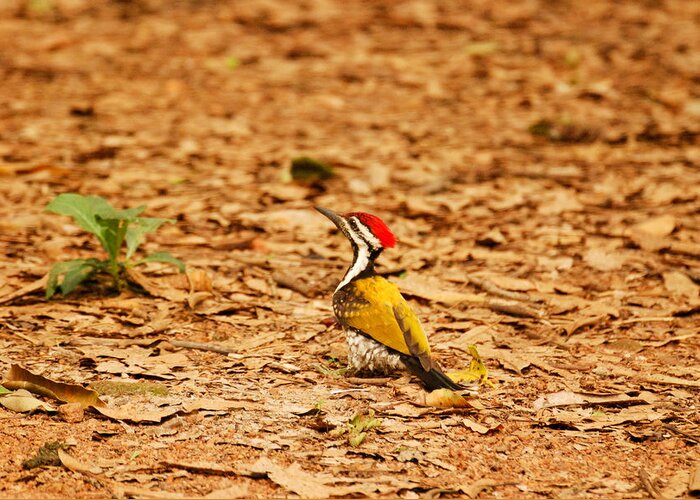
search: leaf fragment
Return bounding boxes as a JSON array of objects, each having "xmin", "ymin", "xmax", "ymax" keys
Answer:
[{"xmin": 290, "ymin": 156, "xmax": 334, "ymax": 181}]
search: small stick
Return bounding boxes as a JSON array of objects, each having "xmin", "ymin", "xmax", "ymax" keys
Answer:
[
  {"xmin": 169, "ymin": 339, "xmax": 236, "ymax": 355},
  {"xmin": 468, "ymin": 276, "xmax": 535, "ymax": 303},
  {"xmin": 345, "ymin": 377, "xmax": 393, "ymax": 386},
  {"xmin": 616, "ymin": 317, "xmax": 677, "ymax": 325},
  {"xmin": 486, "ymin": 298, "xmax": 542, "ymax": 318}
]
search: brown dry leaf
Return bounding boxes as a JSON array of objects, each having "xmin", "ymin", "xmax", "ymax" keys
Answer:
[
  {"xmin": 161, "ymin": 460, "xmax": 237, "ymax": 476},
  {"xmin": 631, "ymin": 214, "xmax": 676, "ymax": 238},
  {"xmin": 573, "ymin": 407, "xmax": 667, "ymax": 431},
  {"xmin": 391, "ymin": 274, "xmax": 483, "ymax": 306},
  {"xmin": 58, "ymin": 449, "xmax": 103, "ymax": 475},
  {"xmin": 181, "ymin": 398, "xmax": 249, "ymax": 413},
  {"xmin": 662, "ymin": 271, "xmax": 699, "ymax": 298},
  {"xmin": 373, "ymin": 402, "xmax": 434, "ymax": 418},
  {"xmin": 249, "ymin": 457, "xmax": 336, "ymax": 498},
  {"xmin": 125, "ymin": 268, "xmax": 188, "ymax": 302},
  {"xmin": 204, "ymin": 483, "xmax": 251, "ymax": 499},
  {"xmin": 463, "ymin": 417, "xmax": 502, "ymax": 434},
  {"xmin": 486, "ymin": 275, "xmax": 536, "ymax": 292},
  {"xmin": 112, "ymin": 484, "xmax": 185, "ymax": 499},
  {"xmin": 533, "ymin": 391, "xmax": 650, "ymax": 410},
  {"xmin": 3, "ymin": 365, "xmax": 105, "ymax": 408},
  {"xmin": 459, "ymin": 479, "xmax": 501, "ymax": 499},
  {"xmin": 583, "ymin": 248, "xmax": 624, "ymax": 271},
  {"xmin": 689, "ymin": 464, "xmax": 700, "ymax": 495},
  {"xmin": 92, "ymin": 404, "xmax": 182, "ymax": 423},
  {"xmin": 0, "ymin": 275, "xmax": 47, "ymax": 305}
]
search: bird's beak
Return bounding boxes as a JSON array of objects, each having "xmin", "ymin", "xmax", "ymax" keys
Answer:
[{"xmin": 315, "ymin": 206, "xmax": 344, "ymax": 229}]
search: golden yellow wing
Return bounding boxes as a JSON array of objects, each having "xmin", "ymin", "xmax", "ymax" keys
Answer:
[{"xmin": 333, "ymin": 276, "xmax": 433, "ymax": 369}]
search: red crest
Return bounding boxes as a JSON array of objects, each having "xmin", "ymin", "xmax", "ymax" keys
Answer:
[{"xmin": 347, "ymin": 212, "xmax": 396, "ymax": 248}]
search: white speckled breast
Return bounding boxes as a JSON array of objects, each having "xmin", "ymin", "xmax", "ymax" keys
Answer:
[{"xmin": 345, "ymin": 328, "xmax": 402, "ymax": 374}]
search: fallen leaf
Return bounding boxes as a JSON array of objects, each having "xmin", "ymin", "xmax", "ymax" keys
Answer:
[
  {"xmin": 162, "ymin": 460, "xmax": 237, "ymax": 476},
  {"xmin": 92, "ymin": 404, "xmax": 181, "ymax": 423},
  {"xmin": 2, "ymin": 365, "xmax": 105, "ymax": 408},
  {"xmin": 463, "ymin": 417, "xmax": 502, "ymax": 434},
  {"xmin": 0, "ymin": 389, "xmax": 56, "ymax": 413},
  {"xmin": 689, "ymin": 464, "xmax": 700, "ymax": 495},
  {"xmin": 0, "ymin": 275, "xmax": 47, "ymax": 305},
  {"xmin": 204, "ymin": 483, "xmax": 250, "ymax": 499},
  {"xmin": 446, "ymin": 345, "xmax": 494, "ymax": 388},
  {"xmin": 392, "ymin": 275, "xmax": 483, "ymax": 306},
  {"xmin": 533, "ymin": 391, "xmax": 651, "ymax": 410},
  {"xmin": 632, "ymin": 214, "xmax": 676, "ymax": 238},
  {"xmin": 249, "ymin": 458, "xmax": 336, "ymax": 498},
  {"xmin": 125, "ymin": 268, "xmax": 188, "ymax": 302},
  {"xmin": 459, "ymin": 479, "xmax": 501, "ymax": 498},
  {"xmin": 663, "ymin": 271, "xmax": 699, "ymax": 298},
  {"xmin": 58, "ymin": 449, "xmax": 103, "ymax": 475},
  {"xmin": 422, "ymin": 388, "xmax": 472, "ymax": 408},
  {"xmin": 584, "ymin": 248, "xmax": 624, "ymax": 271}
]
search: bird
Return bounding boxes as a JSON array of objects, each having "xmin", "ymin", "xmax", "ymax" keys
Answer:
[{"xmin": 315, "ymin": 206, "xmax": 464, "ymax": 391}]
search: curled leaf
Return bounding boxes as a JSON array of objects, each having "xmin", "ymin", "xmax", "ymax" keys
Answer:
[
  {"xmin": 2, "ymin": 365, "xmax": 105, "ymax": 408},
  {"xmin": 447, "ymin": 345, "xmax": 495, "ymax": 388}
]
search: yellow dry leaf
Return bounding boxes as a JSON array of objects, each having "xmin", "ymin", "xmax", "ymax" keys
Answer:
[
  {"xmin": 447, "ymin": 345, "xmax": 496, "ymax": 388},
  {"xmin": 423, "ymin": 388, "xmax": 471, "ymax": 408}
]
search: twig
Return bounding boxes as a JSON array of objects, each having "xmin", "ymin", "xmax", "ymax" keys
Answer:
[
  {"xmin": 468, "ymin": 276, "xmax": 535, "ymax": 303},
  {"xmin": 345, "ymin": 377, "xmax": 393, "ymax": 386},
  {"xmin": 486, "ymin": 298, "xmax": 542, "ymax": 318},
  {"xmin": 169, "ymin": 339, "xmax": 236, "ymax": 355},
  {"xmin": 615, "ymin": 317, "xmax": 677, "ymax": 325},
  {"xmin": 661, "ymin": 423, "xmax": 699, "ymax": 444}
]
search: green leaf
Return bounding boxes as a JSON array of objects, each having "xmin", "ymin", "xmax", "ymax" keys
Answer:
[
  {"xmin": 95, "ymin": 218, "xmax": 123, "ymax": 262},
  {"xmin": 125, "ymin": 218, "xmax": 174, "ymax": 259},
  {"xmin": 0, "ymin": 386, "xmax": 10, "ymax": 395},
  {"xmin": 45, "ymin": 194, "xmax": 113, "ymax": 238},
  {"xmin": 348, "ymin": 432, "xmax": 367, "ymax": 447},
  {"xmin": 45, "ymin": 194, "xmax": 146, "ymax": 253},
  {"xmin": 290, "ymin": 156, "xmax": 334, "ymax": 181},
  {"xmin": 134, "ymin": 252, "xmax": 185, "ymax": 273},
  {"xmin": 46, "ymin": 259, "xmax": 102, "ymax": 299}
]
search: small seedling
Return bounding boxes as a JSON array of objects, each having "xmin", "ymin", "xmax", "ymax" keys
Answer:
[
  {"xmin": 45, "ymin": 193, "xmax": 185, "ymax": 298},
  {"xmin": 447, "ymin": 344, "xmax": 496, "ymax": 388},
  {"xmin": 330, "ymin": 410, "xmax": 381, "ymax": 447}
]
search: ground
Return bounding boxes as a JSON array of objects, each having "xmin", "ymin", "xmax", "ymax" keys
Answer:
[{"xmin": 0, "ymin": 0, "xmax": 699, "ymax": 498}]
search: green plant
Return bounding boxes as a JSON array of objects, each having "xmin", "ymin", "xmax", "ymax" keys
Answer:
[
  {"xmin": 330, "ymin": 410, "xmax": 381, "ymax": 447},
  {"xmin": 45, "ymin": 193, "xmax": 185, "ymax": 298}
]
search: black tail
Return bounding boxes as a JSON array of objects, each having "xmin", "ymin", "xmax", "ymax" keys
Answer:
[{"xmin": 401, "ymin": 356, "xmax": 465, "ymax": 392}]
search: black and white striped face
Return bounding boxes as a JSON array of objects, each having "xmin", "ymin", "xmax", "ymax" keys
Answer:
[
  {"xmin": 315, "ymin": 206, "xmax": 392, "ymax": 291},
  {"xmin": 338, "ymin": 215, "xmax": 383, "ymax": 252}
]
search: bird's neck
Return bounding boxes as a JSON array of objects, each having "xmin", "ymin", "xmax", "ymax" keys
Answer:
[{"xmin": 336, "ymin": 243, "xmax": 381, "ymax": 292}]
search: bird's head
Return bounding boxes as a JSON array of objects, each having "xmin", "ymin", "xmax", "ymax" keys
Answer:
[{"xmin": 315, "ymin": 206, "xmax": 396, "ymax": 252}]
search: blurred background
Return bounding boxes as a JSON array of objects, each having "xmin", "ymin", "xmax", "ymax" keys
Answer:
[{"xmin": 1, "ymin": 1, "xmax": 699, "ymax": 497}]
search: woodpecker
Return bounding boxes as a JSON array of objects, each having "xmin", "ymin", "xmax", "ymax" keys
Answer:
[{"xmin": 315, "ymin": 206, "xmax": 463, "ymax": 391}]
